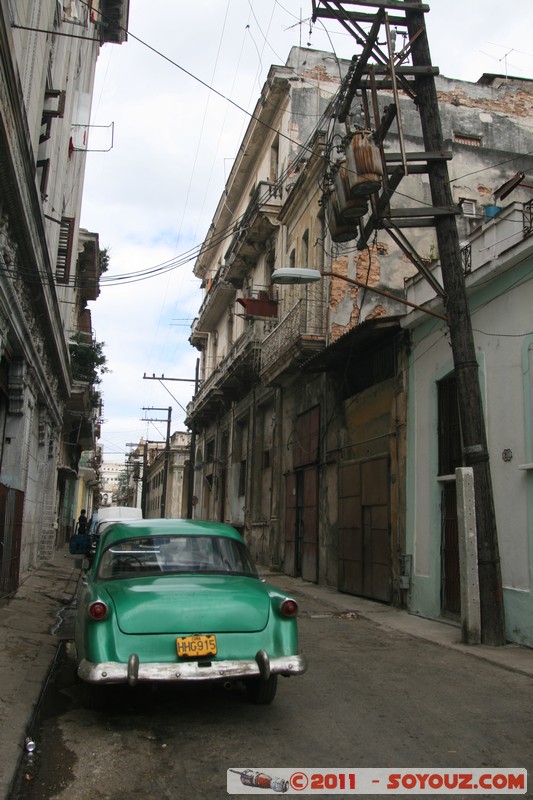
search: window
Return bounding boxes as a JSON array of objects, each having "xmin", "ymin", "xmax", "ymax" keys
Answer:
[
  {"xmin": 461, "ymin": 199, "xmax": 477, "ymax": 217},
  {"xmin": 238, "ymin": 460, "xmax": 247, "ymax": 496},
  {"xmin": 270, "ymin": 136, "xmax": 279, "ymax": 182},
  {"xmin": 98, "ymin": 535, "xmax": 258, "ymax": 579},
  {"xmin": 289, "ymin": 249, "xmax": 295, "ymax": 270},
  {"xmin": 227, "ymin": 308, "xmax": 234, "ymax": 347},
  {"xmin": 36, "ymin": 159, "xmax": 51, "ymax": 201},
  {"xmin": 42, "ymin": 89, "xmax": 66, "ymax": 121},
  {"xmin": 437, "ymin": 375, "xmax": 462, "ymax": 476},
  {"xmin": 302, "ymin": 229, "xmax": 309, "ymax": 269},
  {"xmin": 234, "ymin": 418, "xmax": 248, "ymax": 496}
]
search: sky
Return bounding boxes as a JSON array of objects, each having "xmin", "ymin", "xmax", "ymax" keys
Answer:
[{"xmin": 80, "ymin": 0, "xmax": 533, "ymax": 465}]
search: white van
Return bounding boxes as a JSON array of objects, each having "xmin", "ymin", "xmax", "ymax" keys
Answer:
[{"xmin": 94, "ymin": 506, "xmax": 143, "ymax": 537}]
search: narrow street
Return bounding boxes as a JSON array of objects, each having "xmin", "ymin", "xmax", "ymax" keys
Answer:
[{"xmin": 9, "ymin": 583, "xmax": 533, "ymax": 800}]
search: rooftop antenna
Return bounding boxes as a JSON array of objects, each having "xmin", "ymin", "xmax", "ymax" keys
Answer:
[{"xmin": 499, "ymin": 47, "xmax": 513, "ymax": 81}]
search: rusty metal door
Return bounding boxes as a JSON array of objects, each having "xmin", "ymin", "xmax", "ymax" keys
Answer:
[
  {"xmin": 338, "ymin": 457, "xmax": 391, "ymax": 602},
  {"xmin": 0, "ymin": 484, "xmax": 24, "ymax": 600},
  {"xmin": 284, "ymin": 467, "xmax": 319, "ymax": 581},
  {"xmin": 284, "ymin": 472, "xmax": 298, "ymax": 576},
  {"xmin": 437, "ymin": 376, "xmax": 461, "ymax": 617},
  {"xmin": 300, "ymin": 466, "xmax": 318, "ymax": 583},
  {"xmin": 441, "ymin": 482, "xmax": 460, "ymax": 615},
  {"xmin": 285, "ymin": 406, "xmax": 320, "ymax": 580}
]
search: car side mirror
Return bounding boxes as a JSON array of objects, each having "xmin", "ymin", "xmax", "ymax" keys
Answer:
[{"xmin": 81, "ymin": 557, "xmax": 91, "ymax": 571}]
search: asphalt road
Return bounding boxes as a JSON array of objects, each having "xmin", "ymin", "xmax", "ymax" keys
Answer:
[{"xmin": 9, "ymin": 586, "xmax": 533, "ymax": 800}]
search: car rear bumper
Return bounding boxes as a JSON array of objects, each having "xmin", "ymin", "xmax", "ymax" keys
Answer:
[{"xmin": 78, "ymin": 649, "xmax": 307, "ymax": 686}]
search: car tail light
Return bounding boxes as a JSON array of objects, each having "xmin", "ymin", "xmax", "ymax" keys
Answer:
[
  {"xmin": 88, "ymin": 600, "xmax": 108, "ymax": 621},
  {"xmin": 280, "ymin": 598, "xmax": 298, "ymax": 618}
]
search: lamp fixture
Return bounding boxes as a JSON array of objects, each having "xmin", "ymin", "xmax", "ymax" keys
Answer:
[{"xmin": 271, "ymin": 268, "xmax": 322, "ymax": 285}]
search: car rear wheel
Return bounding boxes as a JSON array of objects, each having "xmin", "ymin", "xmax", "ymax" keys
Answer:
[{"xmin": 245, "ymin": 674, "xmax": 278, "ymax": 705}]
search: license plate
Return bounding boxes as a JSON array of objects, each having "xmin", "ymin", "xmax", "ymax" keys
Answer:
[{"xmin": 176, "ymin": 634, "xmax": 217, "ymax": 658}]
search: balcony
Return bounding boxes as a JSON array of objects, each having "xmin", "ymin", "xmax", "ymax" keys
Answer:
[
  {"xmin": 190, "ymin": 278, "xmax": 235, "ymax": 347},
  {"xmin": 236, "ymin": 287, "xmax": 278, "ymax": 318},
  {"xmin": 65, "ymin": 382, "xmax": 101, "ymax": 449},
  {"xmin": 78, "ymin": 450, "xmax": 100, "ymax": 486},
  {"xmin": 100, "ymin": 0, "xmax": 130, "ymax": 44},
  {"xmin": 406, "ymin": 199, "xmax": 533, "ymax": 312},
  {"xmin": 461, "ymin": 199, "xmax": 533, "ymax": 277},
  {"xmin": 224, "ymin": 181, "xmax": 283, "ymax": 286},
  {"xmin": 260, "ymin": 298, "xmax": 327, "ymax": 385},
  {"xmin": 76, "ymin": 230, "xmax": 100, "ymax": 303},
  {"xmin": 185, "ymin": 319, "xmax": 277, "ymax": 429}
]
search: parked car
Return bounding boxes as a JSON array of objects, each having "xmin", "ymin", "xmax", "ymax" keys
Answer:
[
  {"xmin": 69, "ymin": 506, "xmax": 143, "ymax": 558},
  {"xmin": 74, "ymin": 518, "xmax": 307, "ymax": 705},
  {"xmin": 87, "ymin": 506, "xmax": 143, "ymax": 558}
]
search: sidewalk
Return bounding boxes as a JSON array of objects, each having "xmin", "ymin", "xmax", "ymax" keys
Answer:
[
  {"xmin": 257, "ymin": 567, "xmax": 533, "ymax": 680},
  {"xmin": 0, "ymin": 546, "xmax": 80, "ymax": 800},
  {"xmin": 1, "ymin": 550, "xmax": 532, "ymax": 799}
]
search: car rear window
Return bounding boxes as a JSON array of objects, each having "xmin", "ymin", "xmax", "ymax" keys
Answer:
[{"xmin": 97, "ymin": 534, "xmax": 258, "ymax": 580}]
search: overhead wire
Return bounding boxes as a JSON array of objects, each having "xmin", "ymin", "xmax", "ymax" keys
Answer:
[
  {"xmin": 10, "ymin": 2, "xmax": 530, "ymax": 296},
  {"xmin": 145, "ymin": 0, "xmax": 234, "ymax": 380},
  {"xmin": 93, "ymin": 10, "xmax": 530, "ymax": 275}
]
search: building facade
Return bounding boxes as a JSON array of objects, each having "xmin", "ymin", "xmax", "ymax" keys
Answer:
[
  {"xmin": 185, "ymin": 36, "xmax": 533, "ymax": 645},
  {"xmin": 143, "ymin": 432, "xmax": 192, "ymax": 520},
  {"xmin": 99, "ymin": 460, "xmax": 127, "ymax": 507},
  {"xmin": 404, "ymin": 203, "xmax": 533, "ymax": 645},
  {"xmin": 0, "ymin": 0, "xmax": 129, "ymax": 599}
]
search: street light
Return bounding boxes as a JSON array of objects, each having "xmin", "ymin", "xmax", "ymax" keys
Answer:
[
  {"xmin": 271, "ymin": 268, "xmax": 447, "ymax": 321},
  {"xmin": 271, "ymin": 268, "xmax": 322, "ymax": 284}
]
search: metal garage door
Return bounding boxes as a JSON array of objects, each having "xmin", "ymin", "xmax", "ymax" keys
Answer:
[{"xmin": 338, "ymin": 457, "xmax": 391, "ymax": 602}]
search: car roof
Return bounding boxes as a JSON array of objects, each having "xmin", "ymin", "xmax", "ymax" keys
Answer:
[{"xmin": 100, "ymin": 518, "xmax": 244, "ymax": 548}]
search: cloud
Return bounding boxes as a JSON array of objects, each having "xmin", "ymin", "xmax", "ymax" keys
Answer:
[{"xmin": 81, "ymin": 0, "xmax": 533, "ymax": 462}]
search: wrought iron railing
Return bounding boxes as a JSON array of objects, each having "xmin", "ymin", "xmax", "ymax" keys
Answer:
[
  {"xmin": 523, "ymin": 199, "xmax": 533, "ymax": 237},
  {"xmin": 188, "ymin": 319, "xmax": 278, "ymax": 413},
  {"xmin": 460, "ymin": 243, "xmax": 472, "ymax": 274},
  {"xmin": 260, "ymin": 298, "xmax": 326, "ymax": 374}
]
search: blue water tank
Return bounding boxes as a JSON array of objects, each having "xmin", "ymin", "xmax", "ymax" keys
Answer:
[{"xmin": 485, "ymin": 205, "xmax": 501, "ymax": 220}]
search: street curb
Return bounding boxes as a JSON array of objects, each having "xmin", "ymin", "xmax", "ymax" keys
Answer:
[
  {"xmin": 259, "ymin": 568, "xmax": 533, "ymax": 680},
  {"xmin": 0, "ymin": 550, "xmax": 80, "ymax": 800}
]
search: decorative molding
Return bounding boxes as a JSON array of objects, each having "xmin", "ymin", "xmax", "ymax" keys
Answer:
[{"xmin": 8, "ymin": 358, "xmax": 26, "ymax": 415}]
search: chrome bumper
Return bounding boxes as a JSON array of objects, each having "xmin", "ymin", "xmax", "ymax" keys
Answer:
[{"xmin": 78, "ymin": 649, "xmax": 307, "ymax": 686}]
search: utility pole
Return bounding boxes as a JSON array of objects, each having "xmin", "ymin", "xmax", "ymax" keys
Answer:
[
  {"xmin": 125, "ymin": 443, "xmax": 143, "ymax": 509},
  {"xmin": 404, "ymin": 1, "xmax": 504, "ymax": 645},
  {"xmin": 311, "ymin": 0, "xmax": 505, "ymax": 644},
  {"xmin": 142, "ymin": 407, "xmax": 172, "ymax": 518},
  {"xmin": 143, "ymin": 364, "xmax": 200, "ymax": 519},
  {"xmin": 142, "ymin": 441, "xmax": 148, "ymax": 517}
]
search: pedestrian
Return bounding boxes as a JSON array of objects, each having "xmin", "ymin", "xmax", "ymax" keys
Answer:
[{"xmin": 77, "ymin": 509, "xmax": 88, "ymax": 536}]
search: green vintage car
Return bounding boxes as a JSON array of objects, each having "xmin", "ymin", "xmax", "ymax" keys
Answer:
[{"xmin": 74, "ymin": 518, "xmax": 307, "ymax": 704}]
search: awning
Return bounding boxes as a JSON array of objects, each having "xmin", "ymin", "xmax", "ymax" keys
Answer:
[{"xmin": 302, "ymin": 316, "xmax": 403, "ymax": 373}]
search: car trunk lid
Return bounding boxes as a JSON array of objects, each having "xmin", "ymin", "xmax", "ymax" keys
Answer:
[{"xmin": 104, "ymin": 575, "xmax": 271, "ymax": 634}]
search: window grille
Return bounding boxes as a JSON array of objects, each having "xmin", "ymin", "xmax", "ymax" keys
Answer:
[
  {"xmin": 453, "ymin": 132, "xmax": 482, "ymax": 147},
  {"xmin": 56, "ymin": 217, "xmax": 75, "ymax": 284}
]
